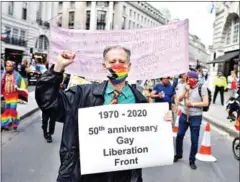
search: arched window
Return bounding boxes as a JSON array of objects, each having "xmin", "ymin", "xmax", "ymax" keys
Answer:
[
  {"xmin": 225, "ymin": 25, "xmax": 232, "ymax": 45},
  {"xmin": 233, "ymin": 18, "xmax": 239, "ymax": 43},
  {"xmin": 35, "ymin": 35, "xmax": 49, "ymax": 51}
]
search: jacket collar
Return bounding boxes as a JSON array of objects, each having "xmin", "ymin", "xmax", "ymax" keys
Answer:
[
  {"xmin": 93, "ymin": 80, "xmax": 147, "ymax": 103},
  {"xmin": 92, "ymin": 81, "xmax": 108, "ymax": 96}
]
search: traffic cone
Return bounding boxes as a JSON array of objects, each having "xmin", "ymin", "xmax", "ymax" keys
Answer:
[
  {"xmin": 172, "ymin": 109, "xmax": 182, "ymax": 137},
  {"xmin": 196, "ymin": 123, "xmax": 217, "ymax": 162}
]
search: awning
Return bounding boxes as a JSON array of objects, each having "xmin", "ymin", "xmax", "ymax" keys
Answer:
[{"xmin": 207, "ymin": 50, "xmax": 240, "ymax": 64}]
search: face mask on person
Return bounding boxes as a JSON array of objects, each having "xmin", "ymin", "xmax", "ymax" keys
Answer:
[
  {"xmin": 187, "ymin": 78, "xmax": 199, "ymax": 88},
  {"xmin": 107, "ymin": 64, "xmax": 129, "ymax": 84}
]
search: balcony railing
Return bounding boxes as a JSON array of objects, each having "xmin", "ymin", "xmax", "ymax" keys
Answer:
[
  {"xmin": 36, "ymin": 19, "xmax": 50, "ymax": 29},
  {"xmin": 4, "ymin": 36, "xmax": 27, "ymax": 47}
]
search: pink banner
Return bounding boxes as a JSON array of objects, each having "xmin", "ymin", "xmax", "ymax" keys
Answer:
[{"xmin": 49, "ymin": 19, "xmax": 189, "ymax": 80}]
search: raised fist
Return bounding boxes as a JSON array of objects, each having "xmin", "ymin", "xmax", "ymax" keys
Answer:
[{"xmin": 54, "ymin": 50, "xmax": 76, "ymax": 72}]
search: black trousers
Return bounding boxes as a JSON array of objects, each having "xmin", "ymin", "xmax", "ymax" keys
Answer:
[
  {"xmin": 213, "ymin": 86, "xmax": 224, "ymax": 105},
  {"xmin": 42, "ymin": 112, "xmax": 56, "ymax": 135}
]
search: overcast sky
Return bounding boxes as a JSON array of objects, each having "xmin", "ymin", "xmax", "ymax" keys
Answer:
[{"xmin": 149, "ymin": 2, "xmax": 215, "ymax": 47}]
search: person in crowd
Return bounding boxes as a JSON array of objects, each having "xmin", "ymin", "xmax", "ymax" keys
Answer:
[
  {"xmin": 35, "ymin": 46, "xmax": 172, "ymax": 182},
  {"xmin": 1, "ymin": 60, "xmax": 28, "ymax": 130},
  {"xmin": 205, "ymin": 72, "xmax": 209, "ymax": 81},
  {"xmin": 198, "ymin": 70, "xmax": 205, "ymax": 85},
  {"xmin": 174, "ymin": 71, "xmax": 209, "ymax": 170},
  {"xmin": 19, "ymin": 59, "xmax": 30, "ymax": 88},
  {"xmin": 226, "ymin": 97, "xmax": 240, "ymax": 122},
  {"xmin": 41, "ymin": 112, "xmax": 56, "ymax": 143},
  {"xmin": 175, "ymin": 73, "xmax": 187, "ymax": 106},
  {"xmin": 150, "ymin": 77, "xmax": 178, "ymax": 111},
  {"xmin": 136, "ymin": 80, "xmax": 144, "ymax": 93},
  {"xmin": 41, "ymin": 73, "xmax": 70, "ymax": 143},
  {"xmin": 227, "ymin": 71, "xmax": 238, "ymax": 98},
  {"xmin": 142, "ymin": 79, "xmax": 155, "ymax": 103},
  {"xmin": 1, "ymin": 57, "xmax": 5, "ymax": 76},
  {"xmin": 213, "ymin": 72, "xmax": 227, "ymax": 105}
]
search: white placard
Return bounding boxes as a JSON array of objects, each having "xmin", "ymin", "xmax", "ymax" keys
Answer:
[{"xmin": 78, "ymin": 103, "xmax": 174, "ymax": 175}]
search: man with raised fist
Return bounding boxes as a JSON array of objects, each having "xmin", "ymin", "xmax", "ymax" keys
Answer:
[{"xmin": 35, "ymin": 46, "xmax": 172, "ymax": 182}]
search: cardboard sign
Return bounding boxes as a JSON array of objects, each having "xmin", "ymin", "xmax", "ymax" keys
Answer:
[{"xmin": 78, "ymin": 103, "xmax": 174, "ymax": 175}]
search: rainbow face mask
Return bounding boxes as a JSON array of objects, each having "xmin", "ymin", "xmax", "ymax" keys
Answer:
[{"xmin": 107, "ymin": 64, "xmax": 129, "ymax": 84}]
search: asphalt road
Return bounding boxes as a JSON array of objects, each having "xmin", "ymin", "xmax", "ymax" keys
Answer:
[
  {"xmin": 28, "ymin": 85, "xmax": 36, "ymax": 92},
  {"xmin": 1, "ymin": 111, "xmax": 239, "ymax": 182}
]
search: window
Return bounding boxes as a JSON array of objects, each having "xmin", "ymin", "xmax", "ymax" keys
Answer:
[
  {"xmin": 58, "ymin": 15, "xmax": 62, "ymax": 27},
  {"xmin": 226, "ymin": 25, "xmax": 232, "ymax": 45},
  {"xmin": 133, "ymin": 22, "xmax": 135, "ymax": 28},
  {"xmin": 137, "ymin": 14, "xmax": 140, "ymax": 21},
  {"xmin": 22, "ymin": 2, "xmax": 27, "ymax": 20},
  {"xmin": 96, "ymin": 10, "xmax": 106, "ymax": 30},
  {"xmin": 96, "ymin": 2, "xmax": 108, "ymax": 7},
  {"xmin": 58, "ymin": 2, "xmax": 63, "ymax": 10},
  {"xmin": 12, "ymin": 28, "xmax": 18, "ymax": 39},
  {"xmin": 68, "ymin": 11, "xmax": 75, "ymax": 29},
  {"xmin": 8, "ymin": 2, "xmax": 14, "ymax": 15},
  {"xmin": 144, "ymin": 17, "xmax": 147, "ymax": 24},
  {"xmin": 130, "ymin": 9, "xmax": 132, "ymax": 17},
  {"xmin": 141, "ymin": 16, "xmax": 143, "ymax": 22},
  {"xmin": 37, "ymin": 35, "xmax": 49, "ymax": 50},
  {"xmin": 129, "ymin": 20, "xmax": 131, "ymax": 29},
  {"xmin": 233, "ymin": 21, "xmax": 239, "ymax": 43},
  {"xmin": 122, "ymin": 17, "xmax": 126, "ymax": 29},
  {"xmin": 70, "ymin": 1, "xmax": 75, "ymax": 9},
  {"xmin": 112, "ymin": 13, "xmax": 114, "ymax": 29},
  {"xmin": 5, "ymin": 26, "xmax": 11, "ymax": 35},
  {"xmin": 20, "ymin": 30, "xmax": 25, "ymax": 40},
  {"xmin": 86, "ymin": 1, "xmax": 91, "ymax": 7},
  {"xmin": 86, "ymin": 11, "xmax": 90, "ymax": 30},
  {"xmin": 134, "ymin": 12, "xmax": 136, "ymax": 19},
  {"xmin": 36, "ymin": 3, "xmax": 42, "ymax": 21},
  {"xmin": 123, "ymin": 5, "xmax": 126, "ymax": 15}
]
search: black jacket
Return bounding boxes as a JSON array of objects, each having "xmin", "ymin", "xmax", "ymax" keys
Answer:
[{"xmin": 35, "ymin": 66, "xmax": 147, "ymax": 182}]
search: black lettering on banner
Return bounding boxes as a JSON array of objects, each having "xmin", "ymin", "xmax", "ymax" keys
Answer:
[{"xmin": 127, "ymin": 109, "xmax": 147, "ymax": 117}]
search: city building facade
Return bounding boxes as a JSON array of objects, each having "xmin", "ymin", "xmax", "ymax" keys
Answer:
[
  {"xmin": 56, "ymin": 1, "xmax": 168, "ymax": 30},
  {"xmin": 189, "ymin": 34, "xmax": 210, "ymax": 70},
  {"xmin": 1, "ymin": 2, "xmax": 58, "ymax": 65},
  {"xmin": 210, "ymin": 2, "xmax": 239, "ymax": 77}
]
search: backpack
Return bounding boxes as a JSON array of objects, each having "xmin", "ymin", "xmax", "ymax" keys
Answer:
[{"xmin": 198, "ymin": 84, "xmax": 212, "ymax": 112}]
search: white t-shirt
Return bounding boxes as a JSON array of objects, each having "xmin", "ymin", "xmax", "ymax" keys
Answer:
[
  {"xmin": 182, "ymin": 84, "xmax": 208, "ymax": 116},
  {"xmin": 176, "ymin": 82, "xmax": 186, "ymax": 105}
]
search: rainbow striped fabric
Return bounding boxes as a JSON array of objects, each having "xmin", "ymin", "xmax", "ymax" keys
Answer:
[
  {"xmin": 110, "ymin": 91, "xmax": 120, "ymax": 104},
  {"xmin": 1, "ymin": 70, "xmax": 28, "ymax": 128},
  {"xmin": 107, "ymin": 64, "xmax": 128, "ymax": 84},
  {"xmin": 1, "ymin": 92, "xmax": 20, "ymax": 128},
  {"xmin": 2, "ymin": 70, "xmax": 28, "ymax": 102}
]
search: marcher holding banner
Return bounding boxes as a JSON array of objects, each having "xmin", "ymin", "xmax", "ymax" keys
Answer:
[{"xmin": 35, "ymin": 46, "xmax": 173, "ymax": 182}]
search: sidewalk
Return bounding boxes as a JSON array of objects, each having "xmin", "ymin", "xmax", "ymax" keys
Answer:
[
  {"xmin": 203, "ymin": 91, "xmax": 239, "ymax": 137},
  {"xmin": 17, "ymin": 91, "xmax": 39, "ymax": 120}
]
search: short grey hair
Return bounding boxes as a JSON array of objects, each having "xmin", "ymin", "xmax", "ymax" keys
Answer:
[{"xmin": 103, "ymin": 45, "xmax": 131, "ymax": 62}]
